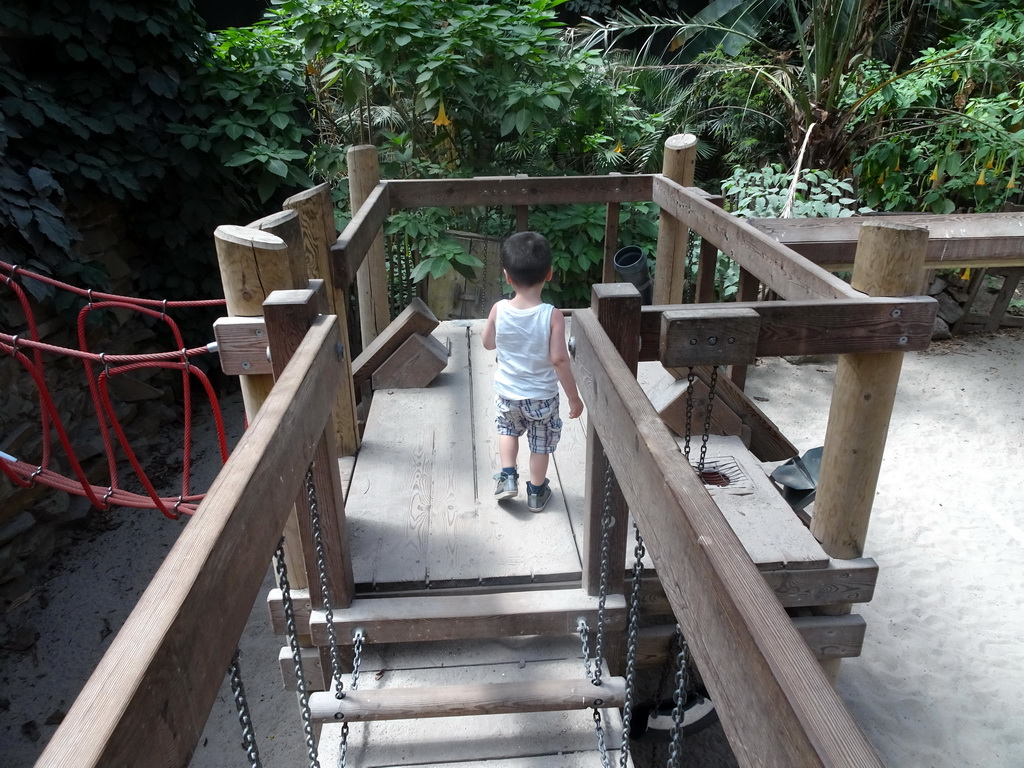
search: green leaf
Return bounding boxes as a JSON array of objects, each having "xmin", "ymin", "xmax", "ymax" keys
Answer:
[
  {"xmin": 429, "ymin": 257, "xmax": 450, "ymax": 279},
  {"xmin": 500, "ymin": 111, "xmax": 517, "ymax": 136},
  {"xmin": 226, "ymin": 123, "xmax": 245, "ymax": 140},
  {"xmin": 266, "ymin": 158, "xmax": 289, "ymax": 177},
  {"xmin": 270, "ymin": 112, "xmax": 290, "ymax": 130},
  {"xmin": 410, "ymin": 259, "xmax": 433, "ymax": 282}
]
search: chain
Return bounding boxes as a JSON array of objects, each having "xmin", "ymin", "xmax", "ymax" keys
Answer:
[
  {"xmin": 306, "ymin": 467, "xmax": 346, "ymax": 699},
  {"xmin": 684, "ymin": 229, "xmax": 699, "ymax": 304},
  {"xmin": 578, "ymin": 618, "xmax": 595, "ymax": 682},
  {"xmin": 667, "ymin": 633, "xmax": 692, "ymax": 768},
  {"xmin": 337, "ymin": 722, "xmax": 349, "ymax": 768},
  {"xmin": 592, "ymin": 461, "xmax": 616, "ymax": 687},
  {"xmin": 651, "ymin": 627, "xmax": 683, "ymax": 719},
  {"xmin": 350, "ymin": 629, "xmax": 366, "ymax": 690},
  {"xmin": 592, "ymin": 709, "xmax": 612, "ymax": 768},
  {"xmin": 619, "ymin": 524, "xmax": 646, "ymax": 768},
  {"xmin": 698, "ymin": 366, "xmax": 719, "ymax": 474},
  {"xmin": 229, "ymin": 649, "xmax": 262, "ymax": 768},
  {"xmin": 336, "ymin": 629, "xmax": 365, "ymax": 768},
  {"xmin": 275, "ymin": 538, "xmax": 320, "ymax": 768},
  {"xmin": 683, "ymin": 367, "xmax": 695, "ymax": 460}
]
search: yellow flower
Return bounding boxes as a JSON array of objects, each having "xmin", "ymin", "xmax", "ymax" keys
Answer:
[
  {"xmin": 432, "ymin": 101, "xmax": 452, "ymax": 127},
  {"xmin": 928, "ymin": 162, "xmax": 939, "ymax": 182},
  {"xmin": 613, "ymin": 140, "xmax": 623, "ymax": 153},
  {"xmin": 963, "ymin": 268, "xmax": 972, "ymax": 281},
  {"xmin": 1008, "ymin": 177, "xmax": 1017, "ymax": 190},
  {"xmin": 976, "ymin": 168, "xmax": 986, "ymax": 186}
]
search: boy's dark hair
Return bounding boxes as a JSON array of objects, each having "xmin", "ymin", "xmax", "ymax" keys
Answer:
[{"xmin": 501, "ymin": 231, "xmax": 552, "ymax": 287}]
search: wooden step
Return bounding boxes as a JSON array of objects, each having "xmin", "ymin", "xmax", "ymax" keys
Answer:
[
  {"xmin": 310, "ymin": 676, "xmax": 626, "ymax": 723},
  {"xmin": 301, "ymin": 589, "xmax": 627, "ymax": 646},
  {"xmin": 314, "ymin": 641, "xmax": 633, "ymax": 767}
]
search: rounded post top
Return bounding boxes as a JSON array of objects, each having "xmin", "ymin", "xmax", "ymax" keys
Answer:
[
  {"xmin": 665, "ymin": 134, "xmax": 698, "ymax": 151},
  {"xmin": 214, "ymin": 225, "xmax": 287, "ymax": 249}
]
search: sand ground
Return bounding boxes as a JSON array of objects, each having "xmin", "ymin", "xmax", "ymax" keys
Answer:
[{"xmin": 1, "ymin": 328, "xmax": 1022, "ymax": 767}]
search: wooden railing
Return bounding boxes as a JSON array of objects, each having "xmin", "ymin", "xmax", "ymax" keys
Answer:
[{"xmin": 574, "ymin": 289, "xmax": 883, "ymax": 767}]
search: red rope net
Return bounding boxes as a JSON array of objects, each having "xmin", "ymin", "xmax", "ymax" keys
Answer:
[{"xmin": 1, "ymin": 260, "xmax": 231, "ymax": 519}]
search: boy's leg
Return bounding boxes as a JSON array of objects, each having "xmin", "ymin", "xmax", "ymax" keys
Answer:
[
  {"xmin": 528, "ymin": 451, "xmax": 550, "ymax": 487},
  {"xmin": 499, "ymin": 434, "xmax": 519, "ymax": 472},
  {"xmin": 494, "ymin": 432, "xmax": 521, "ymax": 500}
]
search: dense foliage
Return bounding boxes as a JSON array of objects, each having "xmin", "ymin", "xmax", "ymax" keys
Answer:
[
  {"xmin": 584, "ymin": 0, "xmax": 1024, "ymax": 212},
  {"xmin": 0, "ymin": 0, "xmax": 307, "ymax": 309},
  {"xmin": 5, "ymin": 0, "xmax": 1023, "ymax": 320}
]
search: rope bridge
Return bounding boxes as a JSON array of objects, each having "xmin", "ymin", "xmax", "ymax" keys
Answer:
[{"xmin": 1, "ymin": 260, "xmax": 230, "ymax": 519}]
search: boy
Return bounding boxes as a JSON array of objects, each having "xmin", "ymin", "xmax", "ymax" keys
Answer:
[{"xmin": 482, "ymin": 231, "xmax": 584, "ymax": 512}]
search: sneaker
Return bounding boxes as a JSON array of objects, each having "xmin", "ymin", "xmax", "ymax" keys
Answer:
[
  {"xmin": 493, "ymin": 471, "xmax": 518, "ymax": 500},
  {"xmin": 527, "ymin": 480, "xmax": 552, "ymax": 513}
]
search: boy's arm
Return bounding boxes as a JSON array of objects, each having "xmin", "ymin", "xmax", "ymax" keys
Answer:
[
  {"xmin": 549, "ymin": 309, "xmax": 584, "ymax": 419},
  {"xmin": 482, "ymin": 302, "xmax": 498, "ymax": 350}
]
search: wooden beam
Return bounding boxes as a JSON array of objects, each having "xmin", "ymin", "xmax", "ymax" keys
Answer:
[
  {"xmin": 636, "ymin": 615, "xmax": 866, "ymax": 666},
  {"xmin": 749, "ymin": 213, "xmax": 1024, "ymax": 270},
  {"xmin": 570, "ymin": 307, "xmax": 882, "ymax": 768},
  {"xmin": 331, "ymin": 181, "xmax": 390, "ymax": 290},
  {"xmin": 637, "ymin": 558, "xmax": 878, "ymax": 618},
  {"xmin": 273, "ymin": 556, "xmax": 878, "ymax": 643},
  {"xmin": 581, "ymin": 285, "xmax": 640, "ymax": 597},
  {"xmin": 652, "ymin": 177, "xmax": 860, "ymax": 301},
  {"xmin": 637, "ymin": 296, "xmax": 936, "ymax": 361},
  {"xmin": 309, "ymin": 677, "xmax": 626, "ymax": 723},
  {"xmin": 305, "ymin": 590, "xmax": 626, "ymax": 646},
  {"xmin": 385, "ymin": 174, "xmax": 655, "ymax": 209},
  {"xmin": 37, "ymin": 316, "xmax": 344, "ymax": 768}
]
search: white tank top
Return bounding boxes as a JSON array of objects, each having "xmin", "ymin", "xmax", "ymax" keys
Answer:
[{"xmin": 493, "ymin": 301, "xmax": 559, "ymax": 400}]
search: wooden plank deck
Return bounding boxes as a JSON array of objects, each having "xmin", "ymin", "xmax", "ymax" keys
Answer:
[{"xmin": 345, "ymin": 320, "xmax": 827, "ymax": 592}]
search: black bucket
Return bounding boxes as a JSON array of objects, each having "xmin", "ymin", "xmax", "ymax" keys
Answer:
[{"xmin": 613, "ymin": 246, "xmax": 652, "ymax": 304}]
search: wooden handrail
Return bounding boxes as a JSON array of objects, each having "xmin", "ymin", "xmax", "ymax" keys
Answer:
[
  {"xmin": 385, "ymin": 173, "xmax": 655, "ymax": 209},
  {"xmin": 331, "ymin": 180, "xmax": 390, "ymax": 290},
  {"xmin": 570, "ymin": 305, "xmax": 883, "ymax": 768},
  {"xmin": 36, "ymin": 315, "xmax": 345, "ymax": 768},
  {"xmin": 750, "ymin": 212, "xmax": 1024, "ymax": 270},
  {"xmin": 652, "ymin": 176, "xmax": 861, "ymax": 301}
]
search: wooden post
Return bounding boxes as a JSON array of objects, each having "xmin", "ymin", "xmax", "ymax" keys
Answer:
[
  {"xmin": 602, "ymin": 174, "xmax": 622, "ymax": 285},
  {"xmin": 811, "ymin": 223, "xmax": 928, "ymax": 677},
  {"xmin": 284, "ymin": 184, "xmax": 361, "ymax": 456},
  {"xmin": 348, "ymin": 145, "xmax": 391, "ymax": 348},
  {"xmin": 694, "ymin": 195, "xmax": 725, "ymax": 304},
  {"xmin": 581, "ymin": 283, "xmax": 641, "ymax": 600},
  {"xmin": 214, "ymin": 222, "xmax": 308, "ymax": 589},
  {"xmin": 264, "ymin": 284, "xmax": 355, "ymax": 611},
  {"xmin": 652, "ymin": 134, "xmax": 697, "ymax": 305},
  {"xmin": 729, "ymin": 267, "xmax": 761, "ymax": 389}
]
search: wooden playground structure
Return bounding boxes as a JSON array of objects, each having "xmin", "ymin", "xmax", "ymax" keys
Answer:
[{"xmin": 35, "ymin": 136, "xmax": 1024, "ymax": 767}]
